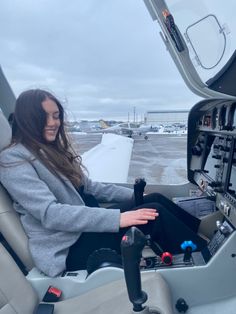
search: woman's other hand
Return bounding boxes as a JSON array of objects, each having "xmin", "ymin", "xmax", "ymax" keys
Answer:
[{"xmin": 120, "ymin": 208, "xmax": 158, "ymax": 228}]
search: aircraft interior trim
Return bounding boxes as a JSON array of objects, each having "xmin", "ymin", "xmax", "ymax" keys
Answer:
[
  {"xmin": 1, "ymin": 98, "xmax": 236, "ymax": 313},
  {"xmin": 1, "ymin": 0, "xmax": 236, "ymax": 312}
]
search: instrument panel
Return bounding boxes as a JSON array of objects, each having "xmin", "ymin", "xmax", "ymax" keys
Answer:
[
  {"xmin": 190, "ymin": 100, "xmax": 236, "ymax": 226},
  {"xmin": 199, "ymin": 102, "xmax": 236, "ymax": 132}
]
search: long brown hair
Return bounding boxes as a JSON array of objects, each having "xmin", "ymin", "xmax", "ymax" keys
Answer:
[{"xmin": 10, "ymin": 89, "xmax": 84, "ymax": 187}]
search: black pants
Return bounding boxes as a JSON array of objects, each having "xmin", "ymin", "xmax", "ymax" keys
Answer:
[{"xmin": 66, "ymin": 193, "xmax": 207, "ymax": 271}]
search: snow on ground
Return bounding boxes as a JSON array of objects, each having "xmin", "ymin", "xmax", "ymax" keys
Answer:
[{"xmin": 127, "ymin": 134, "xmax": 188, "ymax": 185}]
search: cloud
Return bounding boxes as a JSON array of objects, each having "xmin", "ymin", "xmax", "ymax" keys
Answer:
[{"xmin": 0, "ymin": 0, "xmax": 201, "ymax": 120}]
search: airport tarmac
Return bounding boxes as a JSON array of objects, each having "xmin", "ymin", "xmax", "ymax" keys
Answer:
[{"xmin": 71, "ymin": 133, "xmax": 188, "ymax": 185}]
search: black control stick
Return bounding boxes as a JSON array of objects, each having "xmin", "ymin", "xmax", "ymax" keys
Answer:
[
  {"xmin": 121, "ymin": 227, "xmax": 148, "ymax": 312},
  {"xmin": 134, "ymin": 178, "xmax": 146, "ymax": 206},
  {"xmin": 181, "ymin": 241, "xmax": 197, "ymax": 263}
]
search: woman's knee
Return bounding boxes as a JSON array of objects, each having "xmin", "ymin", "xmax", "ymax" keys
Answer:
[
  {"xmin": 144, "ymin": 193, "xmax": 167, "ymax": 204},
  {"xmin": 134, "ymin": 202, "xmax": 165, "ymax": 213}
]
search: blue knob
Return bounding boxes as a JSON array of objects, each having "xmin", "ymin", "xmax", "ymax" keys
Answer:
[{"xmin": 181, "ymin": 241, "xmax": 197, "ymax": 252}]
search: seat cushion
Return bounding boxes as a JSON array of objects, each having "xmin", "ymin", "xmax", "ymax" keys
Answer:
[{"xmin": 0, "ymin": 244, "xmax": 38, "ymax": 314}]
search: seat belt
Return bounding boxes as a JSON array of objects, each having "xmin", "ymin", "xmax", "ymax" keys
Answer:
[
  {"xmin": 35, "ymin": 285, "xmax": 62, "ymax": 314},
  {"xmin": 35, "ymin": 303, "xmax": 54, "ymax": 314}
]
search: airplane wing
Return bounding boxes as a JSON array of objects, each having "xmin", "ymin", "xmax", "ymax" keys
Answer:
[{"xmin": 81, "ymin": 133, "xmax": 133, "ymax": 183}]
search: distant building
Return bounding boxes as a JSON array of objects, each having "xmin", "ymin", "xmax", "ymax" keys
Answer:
[{"xmin": 145, "ymin": 110, "xmax": 189, "ymax": 125}]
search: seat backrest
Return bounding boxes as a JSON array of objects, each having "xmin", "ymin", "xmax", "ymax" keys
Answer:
[
  {"xmin": 0, "ymin": 243, "xmax": 38, "ymax": 314},
  {"xmin": 0, "ymin": 111, "xmax": 34, "ymax": 271},
  {"xmin": 0, "ymin": 108, "xmax": 12, "ymax": 151},
  {"xmin": 0, "ymin": 66, "xmax": 16, "ymax": 119}
]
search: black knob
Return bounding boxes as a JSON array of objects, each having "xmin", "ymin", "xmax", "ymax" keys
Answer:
[
  {"xmin": 176, "ymin": 298, "xmax": 189, "ymax": 313},
  {"xmin": 223, "ymin": 126, "xmax": 232, "ymax": 131},
  {"xmin": 214, "ymin": 165, "xmax": 220, "ymax": 168},
  {"xmin": 208, "ymin": 181, "xmax": 221, "ymax": 188},
  {"xmin": 214, "ymin": 188, "xmax": 224, "ymax": 193},
  {"xmin": 198, "ymin": 138, "xmax": 205, "ymax": 144},
  {"xmin": 220, "ymin": 146, "xmax": 230, "ymax": 152},
  {"xmin": 192, "ymin": 144, "xmax": 202, "ymax": 156},
  {"xmin": 212, "ymin": 155, "xmax": 221, "ymax": 160}
]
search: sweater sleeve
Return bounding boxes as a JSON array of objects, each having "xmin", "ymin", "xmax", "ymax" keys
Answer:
[
  {"xmin": 83, "ymin": 174, "xmax": 134, "ymax": 203},
  {"xmin": 0, "ymin": 147, "xmax": 121, "ymax": 233}
]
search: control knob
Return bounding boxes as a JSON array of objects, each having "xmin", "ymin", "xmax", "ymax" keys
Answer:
[
  {"xmin": 181, "ymin": 241, "xmax": 197, "ymax": 263},
  {"xmin": 214, "ymin": 188, "xmax": 224, "ymax": 193},
  {"xmin": 192, "ymin": 144, "xmax": 202, "ymax": 156},
  {"xmin": 223, "ymin": 204, "xmax": 231, "ymax": 216},
  {"xmin": 219, "ymin": 200, "xmax": 225, "ymax": 211},
  {"xmin": 161, "ymin": 252, "xmax": 173, "ymax": 266},
  {"xmin": 208, "ymin": 181, "xmax": 221, "ymax": 188},
  {"xmin": 220, "ymin": 146, "xmax": 230, "ymax": 152},
  {"xmin": 216, "ymin": 221, "xmax": 230, "ymax": 235},
  {"xmin": 223, "ymin": 157, "xmax": 229, "ymax": 163}
]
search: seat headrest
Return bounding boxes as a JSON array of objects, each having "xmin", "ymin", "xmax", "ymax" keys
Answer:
[{"xmin": 0, "ymin": 111, "xmax": 12, "ymax": 151}]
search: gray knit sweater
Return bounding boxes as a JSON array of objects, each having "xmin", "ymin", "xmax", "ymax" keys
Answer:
[{"xmin": 0, "ymin": 143, "xmax": 133, "ymax": 276}]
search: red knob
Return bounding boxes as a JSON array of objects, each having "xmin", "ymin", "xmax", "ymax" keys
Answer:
[{"xmin": 161, "ymin": 252, "xmax": 173, "ymax": 266}]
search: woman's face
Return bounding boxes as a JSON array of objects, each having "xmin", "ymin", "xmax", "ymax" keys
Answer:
[{"xmin": 41, "ymin": 98, "xmax": 61, "ymax": 142}]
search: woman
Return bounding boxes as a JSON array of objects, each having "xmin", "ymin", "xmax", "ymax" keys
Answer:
[{"xmin": 0, "ymin": 89, "xmax": 206, "ymax": 277}]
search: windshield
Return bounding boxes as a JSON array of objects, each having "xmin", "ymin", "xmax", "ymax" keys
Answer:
[
  {"xmin": 0, "ymin": 1, "xmax": 194, "ymax": 185},
  {"xmin": 165, "ymin": 0, "xmax": 235, "ymax": 85}
]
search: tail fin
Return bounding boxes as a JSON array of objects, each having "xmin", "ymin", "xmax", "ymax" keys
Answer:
[{"xmin": 99, "ymin": 119, "xmax": 110, "ymax": 129}]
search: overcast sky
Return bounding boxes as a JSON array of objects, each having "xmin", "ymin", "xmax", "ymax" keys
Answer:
[{"xmin": 0, "ymin": 0, "xmax": 201, "ymax": 121}]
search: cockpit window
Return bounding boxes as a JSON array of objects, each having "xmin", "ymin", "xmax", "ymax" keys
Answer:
[
  {"xmin": 165, "ymin": 0, "xmax": 234, "ymax": 85},
  {"xmin": 185, "ymin": 14, "xmax": 226, "ymax": 70}
]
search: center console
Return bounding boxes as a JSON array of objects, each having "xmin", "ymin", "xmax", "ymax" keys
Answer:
[{"xmin": 139, "ymin": 99, "xmax": 236, "ymax": 271}]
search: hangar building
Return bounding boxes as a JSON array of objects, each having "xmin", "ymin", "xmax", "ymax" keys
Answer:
[{"xmin": 145, "ymin": 110, "xmax": 189, "ymax": 125}]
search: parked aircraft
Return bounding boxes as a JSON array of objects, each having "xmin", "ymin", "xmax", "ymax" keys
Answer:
[
  {"xmin": 0, "ymin": 0, "xmax": 236, "ymax": 313},
  {"xmin": 99, "ymin": 120, "xmax": 158, "ymax": 137}
]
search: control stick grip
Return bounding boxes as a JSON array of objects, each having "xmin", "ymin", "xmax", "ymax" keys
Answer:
[
  {"xmin": 134, "ymin": 178, "xmax": 146, "ymax": 206},
  {"xmin": 121, "ymin": 227, "xmax": 148, "ymax": 312}
]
